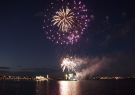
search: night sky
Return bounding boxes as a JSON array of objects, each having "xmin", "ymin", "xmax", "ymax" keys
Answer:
[{"xmin": 0, "ymin": 0, "xmax": 135, "ymax": 76}]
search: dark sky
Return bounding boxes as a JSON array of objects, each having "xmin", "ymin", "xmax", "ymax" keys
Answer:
[{"xmin": 0, "ymin": 0, "xmax": 135, "ymax": 75}]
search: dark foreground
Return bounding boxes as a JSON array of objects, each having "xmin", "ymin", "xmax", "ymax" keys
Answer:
[{"xmin": 0, "ymin": 80, "xmax": 135, "ymax": 95}]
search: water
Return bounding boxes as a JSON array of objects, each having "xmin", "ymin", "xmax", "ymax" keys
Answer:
[{"xmin": 0, "ymin": 80, "xmax": 135, "ymax": 95}]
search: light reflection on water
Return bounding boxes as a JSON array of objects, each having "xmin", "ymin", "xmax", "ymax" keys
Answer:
[
  {"xmin": 0, "ymin": 80, "xmax": 135, "ymax": 95},
  {"xmin": 35, "ymin": 81, "xmax": 80, "ymax": 95},
  {"xmin": 58, "ymin": 81, "xmax": 80, "ymax": 95}
]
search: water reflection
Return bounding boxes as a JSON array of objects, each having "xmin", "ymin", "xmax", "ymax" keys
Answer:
[
  {"xmin": 0, "ymin": 80, "xmax": 134, "ymax": 95},
  {"xmin": 58, "ymin": 81, "xmax": 80, "ymax": 95},
  {"xmin": 36, "ymin": 81, "xmax": 49, "ymax": 95}
]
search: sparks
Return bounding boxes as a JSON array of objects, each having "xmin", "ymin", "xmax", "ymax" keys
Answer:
[
  {"xmin": 43, "ymin": 0, "xmax": 90, "ymax": 45},
  {"xmin": 61, "ymin": 56, "xmax": 108, "ymax": 80},
  {"xmin": 52, "ymin": 7, "xmax": 74, "ymax": 32},
  {"xmin": 61, "ymin": 57, "xmax": 77, "ymax": 72}
]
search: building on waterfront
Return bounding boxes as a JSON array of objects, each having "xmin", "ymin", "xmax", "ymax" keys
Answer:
[{"xmin": 35, "ymin": 76, "xmax": 48, "ymax": 81}]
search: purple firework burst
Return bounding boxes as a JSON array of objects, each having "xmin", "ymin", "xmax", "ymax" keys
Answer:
[{"xmin": 43, "ymin": 0, "xmax": 90, "ymax": 45}]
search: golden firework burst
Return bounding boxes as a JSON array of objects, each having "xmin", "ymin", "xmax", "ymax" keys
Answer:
[{"xmin": 52, "ymin": 7, "xmax": 74, "ymax": 32}]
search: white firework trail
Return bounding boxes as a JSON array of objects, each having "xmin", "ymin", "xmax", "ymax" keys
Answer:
[{"xmin": 61, "ymin": 56, "xmax": 110, "ymax": 79}]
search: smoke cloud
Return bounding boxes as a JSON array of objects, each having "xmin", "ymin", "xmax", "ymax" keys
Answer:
[{"xmin": 75, "ymin": 57, "xmax": 110, "ymax": 79}]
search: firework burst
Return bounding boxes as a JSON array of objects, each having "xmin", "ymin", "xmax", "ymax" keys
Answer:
[
  {"xmin": 43, "ymin": 0, "xmax": 90, "ymax": 45},
  {"xmin": 61, "ymin": 57, "xmax": 77, "ymax": 72},
  {"xmin": 61, "ymin": 56, "xmax": 85, "ymax": 72},
  {"xmin": 61, "ymin": 56, "xmax": 108, "ymax": 79},
  {"xmin": 52, "ymin": 7, "xmax": 74, "ymax": 32}
]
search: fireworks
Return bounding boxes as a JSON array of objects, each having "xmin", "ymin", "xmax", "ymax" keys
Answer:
[
  {"xmin": 61, "ymin": 56, "xmax": 86, "ymax": 72},
  {"xmin": 61, "ymin": 56, "xmax": 108, "ymax": 79},
  {"xmin": 52, "ymin": 7, "xmax": 74, "ymax": 32},
  {"xmin": 61, "ymin": 57, "xmax": 77, "ymax": 72},
  {"xmin": 43, "ymin": 0, "xmax": 89, "ymax": 45}
]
